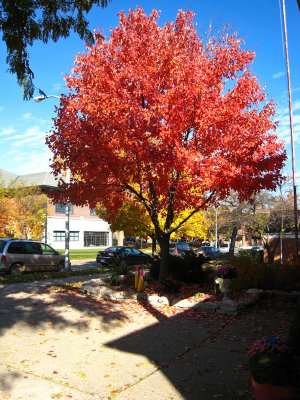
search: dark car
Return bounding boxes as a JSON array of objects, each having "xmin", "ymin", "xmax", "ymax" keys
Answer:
[
  {"xmin": 196, "ymin": 246, "xmax": 220, "ymax": 260},
  {"xmin": 190, "ymin": 239, "xmax": 205, "ymax": 248},
  {"xmin": 169, "ymin": 242, "xmax": 195, "ymax": 256},
  {"xmin": 96, "ymin": 246, "xmax": 151, "ymax": 267},
  {"xmin": 0, "ymin": 238, "xmax": 66, "ymax": 275}
]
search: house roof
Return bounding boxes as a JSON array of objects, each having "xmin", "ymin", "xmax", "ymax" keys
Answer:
[
  {"xmin": 0, "ymin": 169, "xmax": 63, "ymax": 189},
  {"xmin": 0, "ymin": 169, "xmax": 18, "ymax": 186}
]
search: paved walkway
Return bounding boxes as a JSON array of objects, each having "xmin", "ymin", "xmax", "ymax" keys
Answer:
[{"xmin": 0, "ymin": 263, "xmax": 297, "ymax": 400}]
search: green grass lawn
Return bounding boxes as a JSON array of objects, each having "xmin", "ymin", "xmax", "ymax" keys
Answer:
[{"xmin": 56, "ymin": 248, "xmax": 103, "ymax": 260}]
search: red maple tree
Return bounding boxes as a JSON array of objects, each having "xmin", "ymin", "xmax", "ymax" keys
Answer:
[{"xmin": 47, "ymin": 8, "xmax": 286, "ymax": 281}]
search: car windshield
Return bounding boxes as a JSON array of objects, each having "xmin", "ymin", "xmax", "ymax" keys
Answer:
[{"xmin": 178, "ymin": 244, "xmax": 190, "ymax": 250}]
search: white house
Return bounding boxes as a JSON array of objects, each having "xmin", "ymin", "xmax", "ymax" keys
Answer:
[{"xmin": 0, "ymin": 169, "xmax": 113, "ymax": 249}]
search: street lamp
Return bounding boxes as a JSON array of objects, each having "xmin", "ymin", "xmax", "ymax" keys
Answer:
[
  {"xmin": 34, "ymin": 94, "xmax": 61, "ymax": 103},
  {"xmin": 34, "ymin": 93, "xmax": 71, "ymax": 271}
]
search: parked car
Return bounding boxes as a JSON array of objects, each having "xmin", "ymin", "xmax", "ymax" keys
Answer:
[
  {"xmin": 219, "ymin": 243, "xmax": 230, "ymax": 254},
  {"xmin": 169, "ymin": 242, "xmax": 195, "ymax": 256},
  {"xmin": 196, "ymin": 246, "xmax": 220, "ymax": 260},
  {"xmin": 0, "ymin": 238, "xmax": 66, "ymax": 275},
  {"xmin": 96, "ymin": 246, "xmax": 151, "ymax": 267},
  {"xmin": 190, "ymin": 239, "xmax": 202, "ymax": 248},
  {"xmin": 251, "ymin": 246, "xmax": 264, "ymax": 252},
  {"xmin": 178, "ymin": 238, "xmax": 189, "ymax": 244}
]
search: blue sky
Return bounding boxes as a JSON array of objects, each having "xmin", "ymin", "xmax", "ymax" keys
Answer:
[{"xmin": 0, "ymin": 0, "xmax": 299, "ymax": 186}]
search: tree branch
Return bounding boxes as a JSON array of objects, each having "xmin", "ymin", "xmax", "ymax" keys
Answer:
[{"xmin": 168, "ymin": 190, "xmax": 216, "ymax": 235}]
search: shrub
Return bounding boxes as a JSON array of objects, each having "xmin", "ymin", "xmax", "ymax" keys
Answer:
[
  {"xmin": 223, "ymin": 254, "xmax": 268, "ymax": 290},
  {"xmin": 149, "ymin": 253, "xmax": 205, "ymax": 283},
  {"xmin": 238, "ymin": 249, "xmax": 263, "ymax": 263},
  {"xmin": 161, "ymin": 277, "xmax": 182, "ymax": 295},
  {"xmin": 149, "ymin": 255, "xmax": 160, "ymax": 280}
]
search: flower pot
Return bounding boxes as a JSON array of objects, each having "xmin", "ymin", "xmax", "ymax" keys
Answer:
[
  {"xmin": 251, "ymin": 377, "xmax": 300, "ymax": 400},
  {"xmin": 220, "ymin": 278, "xmax": 236, "ymax": 300}
]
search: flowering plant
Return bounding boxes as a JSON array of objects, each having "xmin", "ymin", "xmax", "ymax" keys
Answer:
[
  {"xmin": 215, "ymin": 264, "xmax": 238, "ymax": 279},
  {"xmin": 247, "ymin": 336, "xmax": 300, "ymax": 387}
]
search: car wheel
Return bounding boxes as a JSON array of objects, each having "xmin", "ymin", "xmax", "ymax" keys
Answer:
[
  {"xmin": 10, "ymin": 263, "xmax": 22, "ymax": 275},
  {"xmin": 57, "ymin": 261, "xmax": 64, "ymax": 272}
]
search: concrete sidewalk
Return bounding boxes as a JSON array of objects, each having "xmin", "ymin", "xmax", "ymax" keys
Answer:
[{"xmin": 0, "ymin": 276, "xmax": 296, "ymax": 400}]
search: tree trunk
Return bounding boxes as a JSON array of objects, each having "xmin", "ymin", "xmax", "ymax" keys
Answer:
[
  {"xmin": 229, "ymin": 226, "xmax": 238, "ymax": 256},
  {"xmin": 264, "ymin": 236, "xmax": 280, "ymax": 265},
  {"xmin": 157, "ymin": 234, "xmax": 171, "ymax": 282},
  {"xmin": 151, "ymin": 236, "xmax": 157, "ymax": 256}
]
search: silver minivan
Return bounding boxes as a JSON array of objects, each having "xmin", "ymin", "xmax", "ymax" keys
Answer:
[{"xmin": 0, "ymin": 238, "xmax": 66, "ymax": 275}]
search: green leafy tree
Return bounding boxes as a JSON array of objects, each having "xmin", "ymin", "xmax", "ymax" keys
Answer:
[{"xmin": 0, "ymin": 0, "xmax": 111, "ymax": 99}]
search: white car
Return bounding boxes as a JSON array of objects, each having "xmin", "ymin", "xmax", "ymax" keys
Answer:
[{"xmin": 219, "ymin": 243, "xmax": 230, "ymax": 254}]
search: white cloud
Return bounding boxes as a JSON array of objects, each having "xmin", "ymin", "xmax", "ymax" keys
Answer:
[
  {"xmin": 292, "ymin": 99, "xmax": 300, "ymax": 111},
  {"xmin": 0, "ymin": 127, "xmax": 15, "ymax": 136},
  {"xmin": 272, "ymin": 71, "xmax": 285, "ymax": 79},
  {"xmin": 4, "ymin": 126, "xmax": 47, "ymax": 144},
  {"xmin": 52, "ymin": 82, "xmax": 66, "ymax": 93},
  {"xmin": 10, "ymin": 151, "xmax": 53, "ymax": 174},
  {"xmin": 22, "ymin": 113, "xmax": 32, "ymax": 119},
  {"xmin": 20, "ymin": 113, "xmax": 48, "ymax": 126}
]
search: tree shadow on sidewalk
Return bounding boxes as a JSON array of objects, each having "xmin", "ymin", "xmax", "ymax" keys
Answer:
[
  {"xmin": 104, "ymin": 299, "xmax": 295, "ymax": 400},
  {"xmin": 0, "ymin": 282, "xmax": 129, "ymax": 335}
]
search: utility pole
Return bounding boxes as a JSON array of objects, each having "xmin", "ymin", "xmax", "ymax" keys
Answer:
[
  {"xmin": 215, "ymin": 208, "xmax": 218, "ymax": 248},
  {"xmin": 34, "ymin": 93, "xmax": 71, "ymax": 270},
  {"xmin": 282, "ymin": 0, "xmax": 299, "ymax": 262}
]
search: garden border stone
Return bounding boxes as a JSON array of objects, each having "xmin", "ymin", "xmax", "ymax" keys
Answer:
[
  {"xmin": 80, "ymin": 280, "xmax": 266, "ymax": 315},
  {"xmin": 81, "ymin": 279, "xmax": 300, "ymax": 315}
]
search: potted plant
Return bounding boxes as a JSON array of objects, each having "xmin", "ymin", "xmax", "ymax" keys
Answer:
[
  {"xmin": 215, "ymin": 264, "xmax": 238, "ymax": 300},
  {"xmin": 247, "ymin": 308, "xmax": 300, "ymax": 399}
]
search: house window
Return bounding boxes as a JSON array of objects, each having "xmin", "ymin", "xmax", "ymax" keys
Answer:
[
  {"xmin": 55, "ymin": 203, "xmax": 73, "ymax": 214},
  {"xmin": 90, "ymin": 209, "xmax": 97, "ymax": 215},
  {"xmin": 70, "ymin": 231, "xmax": 79, "ymax": 241},
  {"xmin": 84, "ymin": 231, "xmax": 108, "ymax": 247},
  {"xmin": 53, "ymin": 231, "xmax": 79, "ymax": 241},
  {"xmin": 53, "ymin": 231, "xmax": 65, "ymax": 241}
]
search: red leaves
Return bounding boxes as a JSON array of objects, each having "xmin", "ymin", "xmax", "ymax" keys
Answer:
[{"xmin": 47, "ymin": 7, "xmax": 286, "ymax": 237}]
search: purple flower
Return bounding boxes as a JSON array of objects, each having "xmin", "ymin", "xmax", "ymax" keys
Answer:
[{"xmin": 215, "ymin": 264, "xmax": 238, "ymax": 279}]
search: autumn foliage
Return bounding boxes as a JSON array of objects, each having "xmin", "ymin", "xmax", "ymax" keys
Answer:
[
  {"xmin": 47, "ymin": 8, "xmax": 286, "ymax": 280},
  {"xmin": 0, "ymin": 180, "xmax": 48, "ymax": 240}
]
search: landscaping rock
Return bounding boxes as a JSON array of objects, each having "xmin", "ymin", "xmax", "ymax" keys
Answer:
[
  {"xmin": 246, "ymin": 288, "xmax": 264, "ymax": 299},
  {"xmin": 79, "ymin": 278, "xmax": 265, "ymax": 315},
  {"xmin": 148, "ymin": 295, "xmax": 170, "ymax": 306},
  {"xmin": 218, "ymin": 299, "xmax": 241, "ymax": 315},
  {"xmin": 194, "ymin": 301, "xmax": 219, "ymax": 312},
  {"xmin": 174, "ymin": 299, "xmax": 197, "ymax": 308}
]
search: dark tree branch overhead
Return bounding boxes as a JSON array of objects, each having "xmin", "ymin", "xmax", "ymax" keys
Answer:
[{"xmin": 0, "ymin": 0, "xmax": 111, "ymax": 99}]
